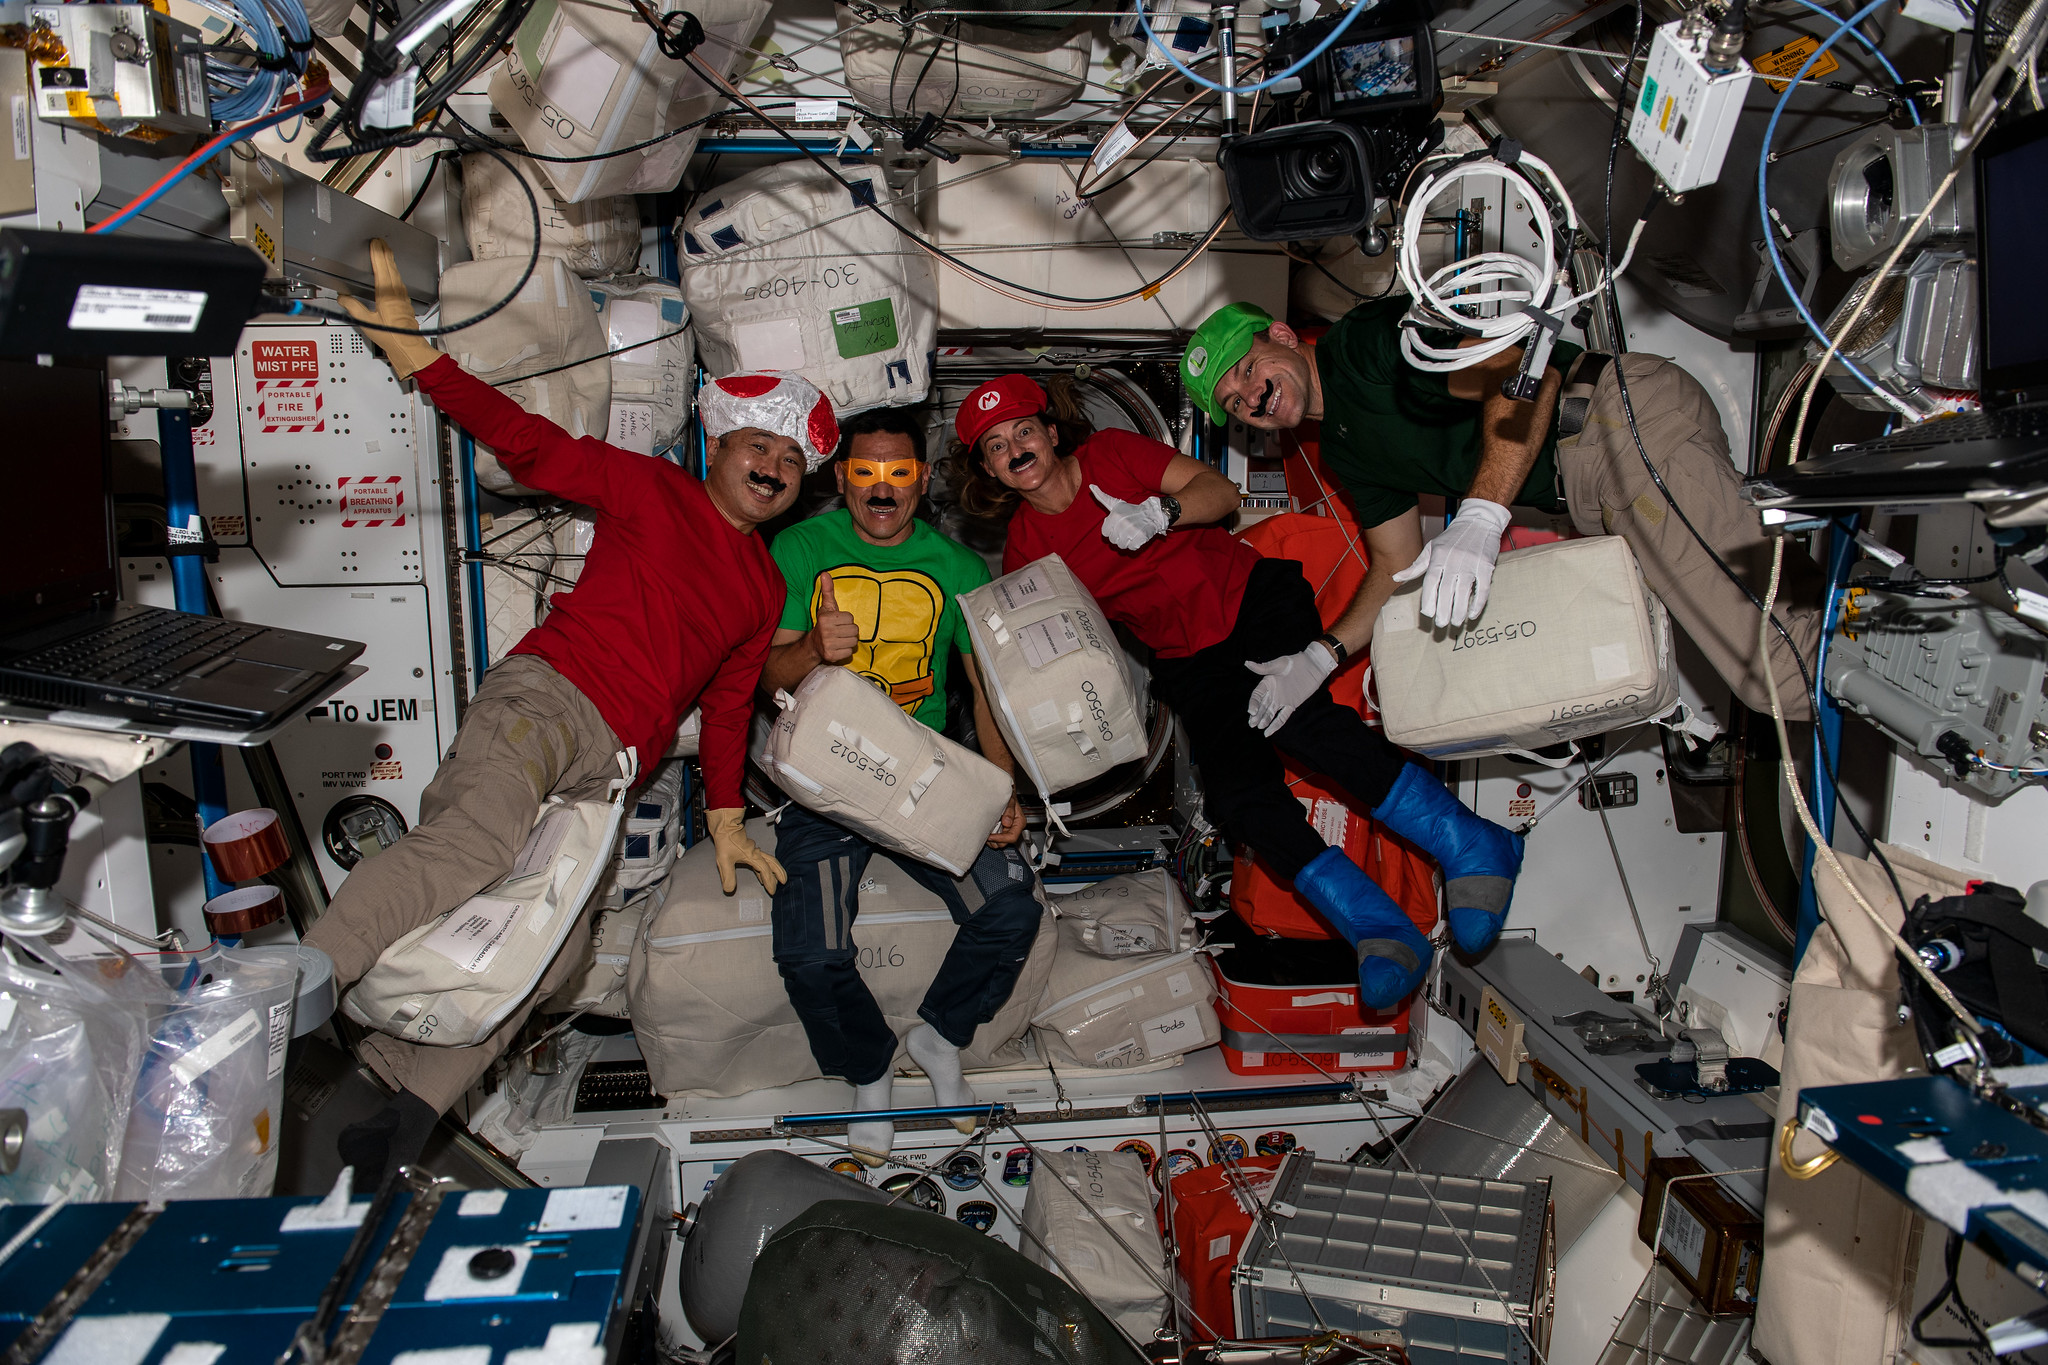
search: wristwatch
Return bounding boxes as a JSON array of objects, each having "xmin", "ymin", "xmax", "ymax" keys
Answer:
[
  {"xmin": 1318, "ymin": 632, "xmax": 1349, "ymax": 666},
  {"xmin": 1157, "ymin": 493, "xmax": 1182, "ymax": 527}
]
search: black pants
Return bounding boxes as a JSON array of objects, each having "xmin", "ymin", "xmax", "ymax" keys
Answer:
[
  {"xmin": 770, "ymin": 803, "xmax": 1044, "ymax": 1086},
  {"xmin": 1150, "ymin": 557, "xmax": 1409, "ymax": 882}
]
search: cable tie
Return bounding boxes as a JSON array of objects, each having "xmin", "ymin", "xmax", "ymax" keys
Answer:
[{"xmin": 1489, "ymin": 134, "xmax": 1524, "ymax": 166}]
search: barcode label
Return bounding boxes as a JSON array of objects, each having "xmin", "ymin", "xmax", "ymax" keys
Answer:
[{"xmin": 69, "ymin": 284, "xmax": 206, "ymax": 333}]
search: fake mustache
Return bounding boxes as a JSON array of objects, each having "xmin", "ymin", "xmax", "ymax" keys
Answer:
[
  {"xmin": 1007, "ymin": 451, "xmax": 1037, "ymax": 472},
  {"xmin": 863, "ymin": 493, "xmax": 901, "ymax": 509},
  {"xmin": 747, "ymin": 471, "xmax": 788, "ymax": 495},
  {"xmin": 1251, "ymin": 378, "xmax": 1277, "ymax": 420}
]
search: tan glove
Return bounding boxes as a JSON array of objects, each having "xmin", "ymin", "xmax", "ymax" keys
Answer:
[
  {"xmin": 706, "ymin": 807, "xmax": 787, "ymax": 895},
  {"xmin": 339, "ymin": 238, "xmax": 441, "ymax": 381}
]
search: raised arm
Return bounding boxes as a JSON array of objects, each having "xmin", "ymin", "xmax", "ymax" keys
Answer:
[{"xmin": 344, "ymin": 238, "xmax": 645, "ymax": 514}]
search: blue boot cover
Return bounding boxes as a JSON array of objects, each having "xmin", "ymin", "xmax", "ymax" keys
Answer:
[
  {"xmin": 1294, "ymin": 847, "xmax": 1433, "ymax": 1011},
  {"xmin": 1371, "ymin": 764, "xmax": 1523, "ymax": 956}
]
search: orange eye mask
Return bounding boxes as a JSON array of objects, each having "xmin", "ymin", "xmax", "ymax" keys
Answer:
[{"xmin": 845, "ymin": 458, "xmax": 925, "ymax": 488}]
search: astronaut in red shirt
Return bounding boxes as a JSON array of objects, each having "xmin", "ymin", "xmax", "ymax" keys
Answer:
[
  {"xmin": 951, "ymin": 373, "xmax": 1523, "ymax": 1017},
  {"xmin": 310, "ymin": 241, "xmax": 831, "ymax": 1185}
]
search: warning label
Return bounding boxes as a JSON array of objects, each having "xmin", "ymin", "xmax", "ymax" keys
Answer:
[
  {"xmin": 337, "ymin": 476, "xmax": 406, "ymax": 528},
  {"xmin": 1753, "ymin": 34, "xmax": 1840, "ymax": 92},
  {"xmin": 369, "ymin": 759, "xmax": 403, "ymax": 780},
  {"xmin": 251, "ymin": 339, "xmax": 320, "ymax": 379},
  {"xmin": 209, "ymin": 514, "xmax": 246, "ymax": 540},
  {"xmin": 255, "ymin": 379, "xmax": 325, "ymax": 433}
]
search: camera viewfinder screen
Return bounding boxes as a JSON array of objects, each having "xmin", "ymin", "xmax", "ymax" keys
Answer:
[{"xmin": 1330, "ymin": 35, "xmax": 1418, "ymax": 105}]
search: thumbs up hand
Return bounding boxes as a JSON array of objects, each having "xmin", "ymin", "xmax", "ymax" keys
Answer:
[{"xmin": 811, "ymin": 571, "xmax": 860, "ymax": 665}]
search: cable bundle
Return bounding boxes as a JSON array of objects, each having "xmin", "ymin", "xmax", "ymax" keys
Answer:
[
  {"xmin": 192, "ymin": 0, "xmax": 315, "ymax": 121},
  {"xmin": 1394, "ymin": 147, "xmax": 1645, "ymax": 373}
]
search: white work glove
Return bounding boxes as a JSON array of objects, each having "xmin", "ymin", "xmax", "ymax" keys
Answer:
[
  {"xmin": 1245, "ymin": 640, "xmax": 1340, "ymax": 737},
  {"xmin": 706, "ymin": 807, "xmax": 786, "ymax": 895},
  {"xmin": 1390, "ymin": 498, "xmax": 1513, "ymax": 629},
  {"xmin": 1091, "ymin": 485, "xmax": 1172, "ymax": 551}
]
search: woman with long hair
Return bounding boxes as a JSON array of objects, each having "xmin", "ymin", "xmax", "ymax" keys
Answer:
[{"xmin": 948, "ymin": 373, "xmax": 1524, "ymax": 1010}]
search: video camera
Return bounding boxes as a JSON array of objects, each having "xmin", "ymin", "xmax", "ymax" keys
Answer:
[{"xmin": 1220, "ymin": 0, "xmax": 1444, "ymax": 245}]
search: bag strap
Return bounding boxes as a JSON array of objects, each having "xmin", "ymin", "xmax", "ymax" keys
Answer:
[
  {"xmin": 1502, "ymin": 742, "xmax": 1579, "ymax": 769},
  {"xmin": 827, "ymin": 721, "xmax": 899, "ymax": 774},
  {"xmin": 610, "ymin": 747, "xmax": 639, "ymax": 802},
  {"xmin": 897, "ymin": 753, "xmax": 945, "ymax": 818},
  {"xmin": 1652, "ymin": 700, "xmax": 1721, "ymax": 749},
  {"xmin": 1064, "ymin": 702, "xmax": 1098, "ymax": 757}
]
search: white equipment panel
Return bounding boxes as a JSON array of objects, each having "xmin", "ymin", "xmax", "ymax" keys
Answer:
[{"xmin": 125, "ymin": 320, "xmax": 466, "ymax": 910}]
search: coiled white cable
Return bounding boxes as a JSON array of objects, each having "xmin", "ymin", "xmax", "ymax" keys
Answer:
[{"xmin": 1396, "ymin": 149, "xmax": 1648, "ymax": 372}]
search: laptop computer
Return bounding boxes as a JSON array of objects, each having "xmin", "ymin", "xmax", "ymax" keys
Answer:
[
  {"xmin": 1742, "ymin": 107, "xmax": 2048, "ymax": 511},
  {"xmin": 0, "ymin": 360, "xmax": 365, "ymax": 730}
]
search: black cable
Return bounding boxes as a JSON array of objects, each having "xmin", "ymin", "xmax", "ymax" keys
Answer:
[
  {"xmin": 295, "ymin": 142, "xmax": 541, "ymax": 338},
  {"xmin": 488, "ymin": 325, "xmax": 691, "ymax": 386},
  {"xmin": 443, "ymin": 100, "xmax": 746, "ymax": 164},
  {"xmin": 1913, "ymin": 1231, "xmax": 1993, "ymax": 1350},
  {"xmin": 675, "ymin": 45, "xmax": 1230, "ymax": 308},
  {"xmin": 399, "ymin": 149, "xmax": 451, "ymax": 221},
  {"xmin": 1597, "ymin": 0, "xmax": 1909, "ymax": 917}
]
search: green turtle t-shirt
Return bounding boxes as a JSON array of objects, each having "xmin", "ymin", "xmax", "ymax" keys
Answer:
[
  {"xmin": 770, "ymin": 509, "xmax": 992, "ymax": 734},
  {"xmin": 1315, "ymin": 298, "xmax": 1582, "ymax": 528}
]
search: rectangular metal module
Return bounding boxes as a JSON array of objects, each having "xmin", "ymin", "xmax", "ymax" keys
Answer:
[{"xmin": 1233, "ymin": 1151, "xmax": 1552, "ymax": 1360}]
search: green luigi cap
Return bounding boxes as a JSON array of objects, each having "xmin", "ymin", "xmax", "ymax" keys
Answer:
[{"xmin": 1182, "ymin": 302, "xmax": 1274, "ymax": 424}]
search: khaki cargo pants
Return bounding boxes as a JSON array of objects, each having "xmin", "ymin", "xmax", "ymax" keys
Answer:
[
  {"xmin": 1557, "ymin": 354, "xmax": 1822, "ymax": 722},
  {"xmin": 306, "ymin": 654, "xmax": 623, "ymax": 1112}
]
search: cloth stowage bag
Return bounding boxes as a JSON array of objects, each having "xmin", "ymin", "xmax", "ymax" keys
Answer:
[
  {"xmin": 680, "ymin": 160, "xmax": 937, "ymax": 416},
  {"xmin": 1050, "ymin": 868, "xmax": 1196, "ymax": 958},
  {"xmin": 755, "ymin": 665, "xmax": 1012, "ymax": 877},
  {"xmin": 958, "ymin": 554, "xmax": 1146, "ymax": 823},
  {"xmin": 1753, "ymin": 844, "xmax": 1967, "ymax": 1365},
  {"xmin": 441, "ymin": 255, "xmax": 611, "ymax": 496},
  {"xmin": 834, "ymin": 7, "xmax": 1089, "ymax": 117},
  {"xmin": 342, "ymin": 753, "xmax": 636, "ymax": 1046},
  {"xmin": 489, "ymin": 0, "xmax": 770, "ymax": 203},
  {"xmin": 541, "ymin": 882, "xmax": 647, "ymax": 1019},
  {"xmin": 461, "ymin": 152, "xmax": 640, "ymax": 278},
  {"xmin": 587, "ymin": 276, "xmax": 696, "ymax": 454},
  {"xmin": 1371, "ymin": 536, "xmax": 1678, "ymax": 759},
  {"xmin": 627, "ymin": 819, "xmax": 1055, "ymax": 1097},
  {"xmin": 1021, "ymin": 1149, "xmax": 1170, "ymax": 1340},
  {"xmin": 1031, "ymin": 896, "xmax": 1220, "ymax": 1071},
  {"xmin": 612, "ymin": 757, "xmax": 685, "ymax": 891}
]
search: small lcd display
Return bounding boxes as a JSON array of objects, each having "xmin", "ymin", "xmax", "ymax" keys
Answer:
[{"xmin": 1329, "ymin": 34, "xmax": 1419, "ymax": 105}]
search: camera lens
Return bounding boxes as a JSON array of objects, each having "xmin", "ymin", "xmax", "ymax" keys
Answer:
[{"xmin": 1281, "ymin": 139, "xmax": 1354, "ymax": 199}]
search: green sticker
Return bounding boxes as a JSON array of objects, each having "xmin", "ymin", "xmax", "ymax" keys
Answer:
[
  {"xmin": 1640, "ymin": 76, "xmax": 1657, "ymax": 116},
  {"xmin": 832, "ymin": 298, "xmax": 899, "ymax": 360},
  {"xmin": 516, "ymin": 0, "xmax": 556, "ymax": 78}
]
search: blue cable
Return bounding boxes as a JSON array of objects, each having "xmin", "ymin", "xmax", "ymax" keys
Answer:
[
  {"xmin": 1782, "ymin": 0, "xmax": 1919, "ymax": 123},
  {"xmin": 1756, "ymin": 0, "xmax": 1900, "ymax": 394},
  {"xmin": 1130, "ymin": 0, "xmax": 1377, "ymax": 96}
]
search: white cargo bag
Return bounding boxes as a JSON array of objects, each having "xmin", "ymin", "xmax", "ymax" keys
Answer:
[
  {"xmin": 489, "ymin": 0, "xmax": 770, "ymax": 203},
  {"xmin": 588, "ymin": 276, "xmax": 695, "ymax": 454},
  {"xmin": 959, "ymin": 554, "xmax": 1146, "ymax": 821},
  {"xmin": 462, "ymin": 153, "xmax": 640, "ymax": 278},
  {"xmin": 1372, "ymin": 536, "xmax": 1679, "ymax": 760},
  {"xmin": 668, "ymin": 707, "xmax": 702, "ymax": 758},
  {"xmin": 542, "ymin": 882, "xmax": 647, "ymax": 1018},
  {"xmin": 480, "ymin": 508, "xmax": 564, "ymax": 663},
  {"xmin": 1054, "ymin": 869, "xmax": 1196, "ymax": 958},
  {"xmin": 755, "ymin": 665, "xmax": 1012, "ymax": 877},
  {"xmin": 1031, "ymin": 909, "xmax": 1221, "ymax": 1071},
  {"xmin": 681, "ymin": 160, "xmax": 937, "ymax": 416},
  {"xmin": 614, "ymin": 757, "xmax": 685, "ymax": 890},
  {"xmin": 1022, "ymin": 1150, "xmax": 1169, "ymax": 1340},
  {"xmin": 627, "ymin": 820, "xmax": 1055, "ymax": 1096},
  {"xmin": 342, "ymin": 753, "xmax": 636, "ymax": 1046},
  {"xmin": 835, "ymin": 7, "xmax": 1089, "ymax": 117},
  {"xmin": 441, "ymin": 255, "xmax": 611, "ymax": 496}
]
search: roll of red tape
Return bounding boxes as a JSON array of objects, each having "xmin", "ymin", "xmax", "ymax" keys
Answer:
[
  {"xmin": 203, "ymin": 808, "xmax": 289, "ymax": 882},
  {"xmin": 203, "ymin": 884, "xmax": 284, "ymax": 936}
]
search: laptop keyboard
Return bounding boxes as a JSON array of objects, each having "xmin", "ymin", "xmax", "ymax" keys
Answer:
[
  {"xmin": 1846, "ymin": 403, "xmax": 2048, "ymax": 455},
  {"xmin": 16, "ymin": 612, "xmax": 265, "ymax": 690}
]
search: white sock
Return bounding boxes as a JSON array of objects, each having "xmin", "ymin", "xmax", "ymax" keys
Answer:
[
  {"xmin": 907, "ymin": 1022, "xmax": 979, "ymax": 1132},
  {"xmin": 848, "ymin": 1076, "xmax": 893, "ymax": 1164}
]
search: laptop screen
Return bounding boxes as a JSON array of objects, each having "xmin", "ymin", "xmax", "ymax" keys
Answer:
[
  {"xmin": 0, "ymin": 362, "xmax": 115, "ymax": 630},
  {"xmin": 1979, "ymin": 109, "xmax": 2048, "ymax": 394}
]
